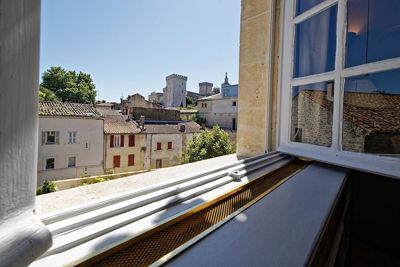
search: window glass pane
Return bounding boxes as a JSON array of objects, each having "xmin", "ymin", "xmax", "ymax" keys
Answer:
[
  {"xmin": 296, "ymin": 0, "xmax": 325, "ymax": 15},
  {"xmin": 294, "ymin": 5, "xmax": 337, "ymax": 78},
  {"xmin": 68, "ymin": 156, "xmax": 76, "ymax": 168},
  {"xmin": 343, "ymin": 69, "xmax": 400, "ymax": 154},
  {"xmin": 291, "ymin": 81, "xmax": 334, "ymax": 146},
  {"xmin": 346, "ymin": 0, "xmax": 400, "ymax": 67}
]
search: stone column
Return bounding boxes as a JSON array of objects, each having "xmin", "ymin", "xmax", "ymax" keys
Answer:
[
  {"xmin": 0, "ymin": 0, "xmax": 52, "ymax": 266},
  {"xmin": 236, "ymin": 0, "xmax": 277, "ymax": 157}
]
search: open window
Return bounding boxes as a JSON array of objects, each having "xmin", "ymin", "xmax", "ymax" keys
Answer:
[{"xmin": 279, "ymin": 0, "xmax": 400, "ymax": 177}]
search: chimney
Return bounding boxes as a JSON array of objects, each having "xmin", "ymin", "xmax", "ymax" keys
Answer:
[
  {"xmin": 326, "ymin": 82, "xmax": 334, "ymax": 102},
  {"xmin": 139, "ymin": 115, "xmax": 145, "ymax": 130}
]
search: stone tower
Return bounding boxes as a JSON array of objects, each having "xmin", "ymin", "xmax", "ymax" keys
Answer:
[
  {"xmin": 163, "ymin": 74, "xmax": 187, "ymax": 107},
  {"xmin": 199, "ymin": 82, "xmax": 213, "ymax": 96}
]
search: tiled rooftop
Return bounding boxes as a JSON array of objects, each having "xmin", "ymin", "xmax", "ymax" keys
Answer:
[
  {"xmin": 144, "ymin": 121, "xmax": 202, "ymax": 134},
  {"xmin": 104, "ymin": 115, "xmax": 141, "ymax": 134},
  {"xmin": 300, "ymin": 90, "xmax": 400, "ymax": 133},
  {"xmin": 39, "ymin": 101, "xmax": 101, "ymax": 118}
]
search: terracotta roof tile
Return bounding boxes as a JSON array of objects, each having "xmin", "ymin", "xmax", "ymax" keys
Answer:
[
  {"xmin": 300, "ymin": 90, "xmax": 400, "ymax": 133},
  {"xmin": 104, "ymin": 115, "xmax": 141, "ymax": 134},
  {"xmin": 143, "ymin": 121, "xmax": 202, "ymax": 134},
  {"xmin": 39, "ymin": 101, "xmax": 101, "ymax": 118}
]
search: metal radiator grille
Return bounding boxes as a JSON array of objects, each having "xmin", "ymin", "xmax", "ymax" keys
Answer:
[{"xmin": 81, "ymin": 160, "xmax": 307, "ymax": 267}]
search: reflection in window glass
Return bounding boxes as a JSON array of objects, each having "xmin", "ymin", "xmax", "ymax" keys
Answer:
[
  {"xmin": 296, "ymin": 0, "xmax": 325, "ymax": 15},
  {"xmin": 343, "ymin": 69, "xmax": 400, "ymax": 154},
  {"xmin": 294, "ymin": 6, "xmax": 337, "ymax": 78},
  {"xmin": 346, "ymin": 0, "xmax": 400, "ymax": 67},
  {"xmin": 291, "ymin": 81, "xmax": 334, "ymax": 146}
]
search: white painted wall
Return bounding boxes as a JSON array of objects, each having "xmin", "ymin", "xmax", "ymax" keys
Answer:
[
  {"xmin": 38, "ymin": 117, "xmax": 104, "ymax": 184},
  {"xmin": 198, "ymin": 97, "xmax": 238, "ymax": 130},
  {"xmin": 0, "ymin": 0, "xmax": 52, "ymax": 265},
  {"xmin": 144, "ymin": 133, "xmax": 195, "ymax": 169}
]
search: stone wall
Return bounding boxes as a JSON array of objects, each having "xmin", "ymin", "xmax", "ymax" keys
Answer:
[
  {"xmin": 131, "ymin": 107, "xmax": 180, "ymax": 121},
  {"xmin": 237, "ymin": 0, "xmax": 274, "ymax": 156}
]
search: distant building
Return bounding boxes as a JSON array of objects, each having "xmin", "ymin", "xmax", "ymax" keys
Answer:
[
  {"xmin": 197, "ymin": 73, "xmax": 238, "ymax": 130},
  {"xmin": 221, "ymin": 72, "xmax": 238, "ymax": 97},
  {"xmin": 142, "ymin": 121, "xmax": 202, "ymax": 169},
  {"xmin": 102, "ymin": 111, "xmax": 146, "ymax": 173},
  {"xmin": 163, "ymin": 74, "xmax": 187, "ymax": 107},
  {"xmin": 37, "ymin": 102, "xmax": 104, "ymax": 185},
  {"xmin": 186, "ymin": 91, "xmax": 200, "ymax": 103},
  {"xmin": 199, "ymin": 82, "xmax": 213, "ymax": 96},
  {"xmin": 148, "ymin": 92, "xmax": 163, "ymax": 104}
]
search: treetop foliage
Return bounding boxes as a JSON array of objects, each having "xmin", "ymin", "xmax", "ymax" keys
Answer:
[
  {"xmin": 40, "ymin": 66, "xmax": 96, "ymax": 104},
  {"xmin": 183, "ymin": 125, "xmax": 235, "ymax": 163}
]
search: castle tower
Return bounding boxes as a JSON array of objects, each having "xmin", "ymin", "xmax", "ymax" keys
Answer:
[
  {"xmin": 163, "ymin": 74, "xmax": 187, "ymax": 107},
  {"xmin": 199, "ymin": 82, "xmax": 213, "ymax": 96}
]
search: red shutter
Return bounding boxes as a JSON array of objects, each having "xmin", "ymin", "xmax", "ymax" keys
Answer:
[
  {"xmin": 157, "ymin": 142, "xmax": 162, "ymax": 150},
  {"xmin": 168, "ymin": 142, "xmax": 172, "ymax": 149},
  {"xmin": 110, "ymin": 135, "xmax": 114, "ymax": 148},
  {"xmin": 113, "ymin": 155, "xmax": 120, "ymax": 168},
  {"xmin": 129, "ymin": 135, "xmax": 135, "ymax": 147},
  {"xmin": 120, "ymin": 135, "xmax": 124, "ymax": 147},
  {"xmin": 128, "ymin": 154, "xmax": 135, "ymax": 166}
]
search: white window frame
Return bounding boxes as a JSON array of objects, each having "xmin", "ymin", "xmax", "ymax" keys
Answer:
[
  {"xmin": 68, "ymin": 131, "xmax": 77, "ymax": 144},
  {"xmin": 114, "ymin": 135, "xmax": 121, "ymax": 148},
  {"xmin": 42, "ymin": 131, "xmax": 60, "ymax": 145},
  {"xmin": 278, "ymin": 0, "xmax": 400, "ymax": 178},
  {"xmin": 67, "ymin": 156, "xmax": 76, "ymax": 168},
  {"xmin": 45, "ymin": 157, "xmax": 55, "ymax": 170}
]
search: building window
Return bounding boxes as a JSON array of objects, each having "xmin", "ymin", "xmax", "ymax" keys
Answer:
[
  {"xmin": 232, "ymin": 118, "xmax": 236, "ymax": 130},
  {"xmin": 128, "ymin": 154, "xmax": 135, "ymax": 166},
  {"xmin": 129, "ymin": 135, "xmax": 135, "ymax": 147},
  {"xmin": 68, "ymin": 156, "xmax": 76, "ymax": 168},
  {"xmin": 279, "ymin": 0, "xmax": 400, "ymax": 176},
  {"xmin": 156, "ymin": 159, "xmax": 162, "ymax": 168},
  {"xmin": 113, "ymin": 155, "xmax": 120, "ymax": 168},
  {"xmin": 111, "ymin": 135, "xmax": 124, "ymax": 148},
  {"xmin": 46, "ymin": 158, "xmax": 55, "ymax": 169},
  {"xmin": 68, "ymin": 131, "xmax": 77, "ymax": 144},
  {"xmin": 42, "ymin": 131, "xmax": 59, "ymax": 145},
  {"xmin": 168, "ymin": 141, "xmax": 172, "ymax": 149},
  {"xmin": 157, "ymin": 142, "xmax": 162, "ymax": 150},
  {"xmin": 233, "ymin": 101, "xmax": 237, "ymax": 106}
]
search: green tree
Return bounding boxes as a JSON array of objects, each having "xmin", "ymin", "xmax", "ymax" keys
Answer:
[
  {"xmin": 40, "ymin": 66, "xmax": 96, "ymax": 104},
  {"xmin": 183, "ymin": 125, "xmax": 235, "ymax": 163},
  {"xmin": 39, "ymin": 87, "xmax": 59, "ymax": 102},
  {"xmin": 36, "ymin": 180, "xmax": 57, "ymax": 195}
]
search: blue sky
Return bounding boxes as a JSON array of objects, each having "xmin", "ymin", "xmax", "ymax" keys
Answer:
[{"xmin": 40, "ymin": 0, "xmax": 241, "ymax": 102}]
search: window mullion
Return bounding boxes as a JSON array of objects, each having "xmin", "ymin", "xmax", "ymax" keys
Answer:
[
  {"xmin": 332, "ymin": 0, "xmax": 347, "ymax": 151},
  {"xmin": 293, "ymin": 0, "xmax": 338, "ymax": 24}
]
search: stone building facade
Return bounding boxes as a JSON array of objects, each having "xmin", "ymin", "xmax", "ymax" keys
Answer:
[
  {"xmin": 103, "ymin": 113, "xmax": 146, "ymax": 173},
  {"xmin": 163, "ymin": 74, "xmax": 187, "ymax": 107},
  {"xmin": 199, "ymin": 82, "xmax": 213, "ymax": 96},
  {"xmin": 38, "ymin": 102, "xmax": 104, "ymax": 184},
  {"xmin": 197, "ymin": 73, "xmax": 238, "ymax": 130},
  {"xmin": 142, "ymin": 122, "xmax": 202, "ymax": 169},
  {"xmin": 148, "ymin": 92, "xmax": 163, "ymax": 104}
]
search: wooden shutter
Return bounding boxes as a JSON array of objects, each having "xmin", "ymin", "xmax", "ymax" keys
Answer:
[
  {"xmin": 113, "ymin": 155, "xmax": 120, "ymax": 168},
  {"xmin": 110, "ymin": 135, "xmax": 114, "ymax": 147},
  {"xmin": 128, "ymin": 154, "xmax": 135, "ymax": 166},
  {"xmin": 41, "ymin": 132, "xmax": 46, "ymax": 145},
  {"xmin": 129, "ymin": 135, "xmax": 135, "ymax": 147},
  {"xmin": 55, "ymin": 131, "xmax": 60, "ymax": 144},
  {"xmin": 157, "ymin": 142, "xmax": 162, "ymax": 150},
  {"xmin": 120, "ymin": 135, "xmax": 124, "ymax": 147},
  {"xmin": 168, "ymin": 142, "xmax": 172, "ymax": 149}
]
